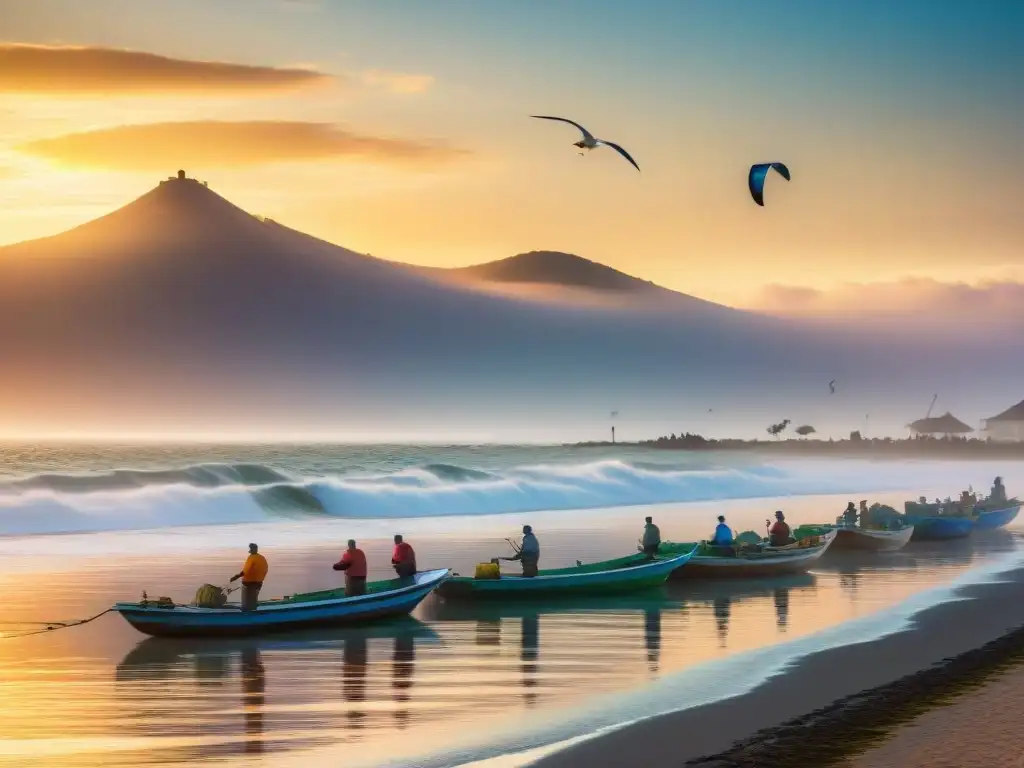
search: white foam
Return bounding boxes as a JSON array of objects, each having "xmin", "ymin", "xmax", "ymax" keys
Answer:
[{"xmin": 0, "ymin": 457, "xmax": 1017, "ymax": 538}]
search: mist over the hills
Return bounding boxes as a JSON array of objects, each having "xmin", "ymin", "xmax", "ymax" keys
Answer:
[{"xmin": 0, "ymin": 175, "xmax": 1018, "ymax": 441}]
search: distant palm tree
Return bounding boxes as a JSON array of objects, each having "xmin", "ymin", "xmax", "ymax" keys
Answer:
[
  {"xmin": 767, "ymin": 419, "xmax": 791, "ymax": 439},
  {"xmin": 795, "ymin": 425, "xmax": 816, "ymax": 437}
]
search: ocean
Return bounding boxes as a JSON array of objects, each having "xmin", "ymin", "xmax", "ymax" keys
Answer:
[
  {"xmin": 2, "ymin": 443, "xmax": 1023, "ymax": 768},
  {"xmin": 2, "ymin": 443, "xmax": 1021, "ymax": 540}
]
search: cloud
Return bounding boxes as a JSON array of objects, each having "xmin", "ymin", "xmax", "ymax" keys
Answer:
[
  {"xmin": 754, "ymin": 277, "xmax": 1024, "ymax": 321},
  {"xmin": 16, "ymin": 120, "xmax": 470, "ymax": 171},
  {"xmin": 0, "ymin": 44, "xmax": 332, "ymax": 94},
  {"xmin": 360, "ymin": 69, "xmax": 435, "ymax": 94}
]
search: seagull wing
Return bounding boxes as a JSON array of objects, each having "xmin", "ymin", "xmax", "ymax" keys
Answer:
[
  {"xmin": 596, "ymin": 140, "xmax": 640, "ymax": 172},
  {"xmin": 530, "ymin": 115, "xmax": 595, "ymax": 142}
]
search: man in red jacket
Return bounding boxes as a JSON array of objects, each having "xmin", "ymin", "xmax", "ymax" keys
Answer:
[
  {"xmin": 769, "ymin": 511, "xmax": 794, "ymax": 547},
  {"xmin": 332, "ymin": 539, "xmax": 368, "ymax": 596},
  {"xmin": 392, "ymin": 534, "xmax": 417, "ymax": 580}
]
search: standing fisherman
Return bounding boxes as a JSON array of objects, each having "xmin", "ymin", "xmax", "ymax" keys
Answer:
[{"xmin": 229, "ymin": 543, "xmax": 268, "ymax": 612}]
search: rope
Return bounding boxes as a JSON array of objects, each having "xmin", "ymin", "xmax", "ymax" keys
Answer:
[{"xmin": 0, "ymin": 607, "xmax": 115, "ymax": 640}]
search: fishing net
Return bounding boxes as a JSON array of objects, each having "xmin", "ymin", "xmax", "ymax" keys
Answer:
[{"xmin": 193, "ymin": 584, "xmax": 227, "ymax": 608}]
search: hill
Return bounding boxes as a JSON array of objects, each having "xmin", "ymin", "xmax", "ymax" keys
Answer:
[{"xmin": 1, "ymin": 174, "xmax": 1019, "ymax": 439}]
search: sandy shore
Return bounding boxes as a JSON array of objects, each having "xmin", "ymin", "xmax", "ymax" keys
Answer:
[
  {"xmin": 533, "ymin": 558, "xmax": 1024, "ymax": 768},
  {"xmin": 846, "ymin": 664, "xmax": 1024, "ymax": 768}
]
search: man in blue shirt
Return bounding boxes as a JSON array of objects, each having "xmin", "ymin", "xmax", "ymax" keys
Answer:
[
  {"xmin": 511, "ymin": 524, "xmax": 540, "ymax": 577},
  {"xmin": 711, "ymin": 515, "xmax": 733, "ymax": 546}
]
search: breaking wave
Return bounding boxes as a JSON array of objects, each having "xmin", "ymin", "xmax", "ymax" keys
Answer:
[{"xmin": 0, "ymin": 457, "xmax": 985, "ymax": 538}]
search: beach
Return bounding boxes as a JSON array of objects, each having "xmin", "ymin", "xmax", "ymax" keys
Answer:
[
  {"xmin": 1, "ymin": 446, "xmax": 1023, "ymax": 767},
  {"xmin": 530, "ymin": 546, "xmax": 1024, "ymax": 768}
]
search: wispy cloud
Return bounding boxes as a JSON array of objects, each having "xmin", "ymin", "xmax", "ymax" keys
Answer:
[
  {"xmin": 16, "ymin": 121, "xmax": 470, "ymax": 171},
  {"xmin": 360, "ymin": 69, "xmax": 435, "ymax": 94},
  {"xmin": 0, "ymin": 44, "xmax": 333, "ymax": 94},
  {"xmin": 755, "ymin": 278, "xmax": 1024, "ymax": 320}
]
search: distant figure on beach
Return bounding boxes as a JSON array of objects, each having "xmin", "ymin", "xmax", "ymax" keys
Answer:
[
  {"xmin": 333, "ymin": 539, "xmax": 368, "ymax": 596},
  {"xmin": 842, "ymin": 502, "xmax": 858, "ymax": 527},
  {"xmin": 229, "ymin": 543, "xmax": 268, "ymax": 611},
  {"xmin": 991, "ymin": 476, "xmax": 1007, "ymax": 504},
  {"xmin": 711, "ymin": 515, "xmax": 734, "ymax": 546},
  {"xmin": 641, "ymin": 516, "xmax": 661, "ymax": 557},
  {"xmin": 769, "ymin": 511, "xmax": 794, "ymax": 547},
  {"xmin": 392, "ymin": 535, "xmax": 417, "ymax": 580},
  {"xmin": 511, "ymin": 525, "xmax": 540, "ymax": 577}
]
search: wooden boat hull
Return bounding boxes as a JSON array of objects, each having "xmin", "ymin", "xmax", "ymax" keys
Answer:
[
  {"xmin": 434, "ymin": 550, "xmax": 696, "ymax": 600},
  {"xmin": 972, "ymin": 503, "xmax": 1021, "ymax": 532},
  {"xmin": 799, "ymin": 525, "xmax": 913, "ymax": 552},
  {"xmin": 906, "ymin": 516, "xmax": 974, "ymax": 541},
  {"xmin": 114, "ymin": 569, "xmax": 451, "ymax": 638},
  {"xmin": 661, "ymin": 530, "xmax": 837, "ymax": 579}
]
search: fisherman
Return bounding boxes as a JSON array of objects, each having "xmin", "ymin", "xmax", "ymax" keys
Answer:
[
  {"xmin": 391, "ymin": 534, "xmax": 417, "ymax": 580},
  {"xmin": 332, "ymin": 539, "xmax": 368, "ymax": 596},
  {"xmin": 711, "ymin": 515, "xmax": 734, "ymax": 546},
  {"xmin": 641, "ymin": 516, "xmax": 661, "ymax": 557},
  {"xmin": 842, "ymin": 502, "xmax": 858, "ymax": 527},
  {"xmin": 229, "ymin": 543, "xmax": 268, "ymax": 611},
  {"xmin": 991, "ymin": 476, "xmax": 1007, "ymax": 505},
  {"xmin": 769, "ymin": 511, "xmax": 794, "ymax": 547},
  {"xmin": 510, "ymin": 524, "xmax": 540, "ymax": 577},
  {"xmin": 859, "ymin": 500, "xmax": 871, "ymax": 528}
]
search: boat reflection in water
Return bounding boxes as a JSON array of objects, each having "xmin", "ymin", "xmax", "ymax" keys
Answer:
[
  {"xmin": 664, "ymin": 572, "xmax": 817, "ymax": 647},
  {"xmin": 115, "ymin": 619, "xmax": 439, "ymax": 764}
]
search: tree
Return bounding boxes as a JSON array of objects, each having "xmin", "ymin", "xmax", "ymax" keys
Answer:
[
  {"xmin": 795, "ymin": 425, "xmax": 816, "ymax": 437},
  {"xmin": 767, "ymin": 419, "xmax": 791, "ymax": 439},
  {"xmin": 850, "ymin": 430, "xmax": 862, "ymax": 442}
]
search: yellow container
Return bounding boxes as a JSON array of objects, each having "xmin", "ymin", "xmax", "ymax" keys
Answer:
[{"xmin": 474, "ymin": 562, "xmax": 500, "ymax": 580}]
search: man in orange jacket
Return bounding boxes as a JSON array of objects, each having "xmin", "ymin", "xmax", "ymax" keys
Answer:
[
  {"xmin": 229, "ymin": 543, "xmax": 268, "ymax": 611},
  {"xmin": 333, "ymin": 539, "xmax": 368, "ymax": 596}
]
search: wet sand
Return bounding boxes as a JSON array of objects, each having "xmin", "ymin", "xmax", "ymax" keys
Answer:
[
  {"xmin": 0, "ymin": 493, "xmax": 1019, "ymax": 768},
  {"xmin": 532, "ymin": 543, "xmax": 1024, "ymax": 768},
  {"xmin": 846, "ymin": 664, "xmax": 1024, "ymax": 768}
]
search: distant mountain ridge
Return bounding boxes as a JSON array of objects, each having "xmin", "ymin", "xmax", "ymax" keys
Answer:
[
  {"xmin": 1, "ymin": 174, "xmax": 1019, "ymax": 439},
  {"xmin": 451, "ymin": 250, "xmax": 658, "ymax": 292}
]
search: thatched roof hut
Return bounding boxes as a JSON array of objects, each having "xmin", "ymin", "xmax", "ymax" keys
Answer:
[{"xmin": 908, "ymin": 412, "xmax": 973, "ymax": 436}]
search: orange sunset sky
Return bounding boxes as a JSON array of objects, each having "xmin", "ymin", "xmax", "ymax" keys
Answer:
[{"xmin": 0, "ymin": 0, "xmax": 1021, "ymax": 309}]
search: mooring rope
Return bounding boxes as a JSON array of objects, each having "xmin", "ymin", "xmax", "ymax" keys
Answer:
[{"xmin": 0, "ymin": 607, "xmax": 115, "ymax": 640}]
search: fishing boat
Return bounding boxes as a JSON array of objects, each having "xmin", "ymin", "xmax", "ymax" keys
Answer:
[
  {"xmin": 904, "ymin": 515, "xmax": 974, "ymax": 541},
  {"xmin": 658, "ymin": 529, "xmax": 837, "ymax": 579},
  {"xmin": 793, "ymin": 523, "xmax": 914, "ymax": 552},
  {"xmin": 972, "ymin": 501, "xmax": 1021, "ymax": 532},
  {"xmin": 433, "ymin": 549, "xmax": 696, "ymax": 600},
  {"xmin": 114, "ymin": 568, "xmax": 451, "ymax": 638}
]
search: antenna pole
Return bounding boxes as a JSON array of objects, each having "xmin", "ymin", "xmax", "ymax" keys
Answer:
[{"xmin": 926, "ymin": 393, "xmax": 938, "ymax": 420}]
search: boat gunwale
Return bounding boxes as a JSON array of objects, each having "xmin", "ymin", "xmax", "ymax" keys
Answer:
[
  {"xmin": 114, "ymin": 568, "xmax": 451, "ymax": 615},
  {"xmin": 444, "ymin": 548, "xmax": 697, "ymax": 586},
  {"xmin": 662, "ymin": 530, "xmax": 837, "ymax": 565}
]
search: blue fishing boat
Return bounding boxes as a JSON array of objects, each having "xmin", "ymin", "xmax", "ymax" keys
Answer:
[
  {"xmin": 972, "ymin": 502, "xmax": 1021, "ymax": 532},
  {"xmin": 114, "ymin": 569, "xmax": 451, "ymax": 638},
  {"xmin": 434, "ymin": 549, "xmax": 696, "ymax": 600},
  {"xmin": 905, "ymin": 516, "xmax": 974, "ymax": 541}
]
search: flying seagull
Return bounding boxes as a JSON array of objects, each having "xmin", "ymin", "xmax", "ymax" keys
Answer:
[{"xmin": 530, "ymin": 115, "xmax": 640, "ymax": 172}]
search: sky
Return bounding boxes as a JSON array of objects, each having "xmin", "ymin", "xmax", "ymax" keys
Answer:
[{"xmin": 0, "ymin": 0, "xmax": 1022, "ymax": 308}]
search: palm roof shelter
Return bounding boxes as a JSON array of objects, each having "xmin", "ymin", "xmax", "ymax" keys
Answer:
[
  {"xmin": 981, "ymin": 400, "xmax": 1024, "ymax": 442},
  {"xmin": 908, "ymin": 412, "xmax": 973, "ymax": 437}
]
